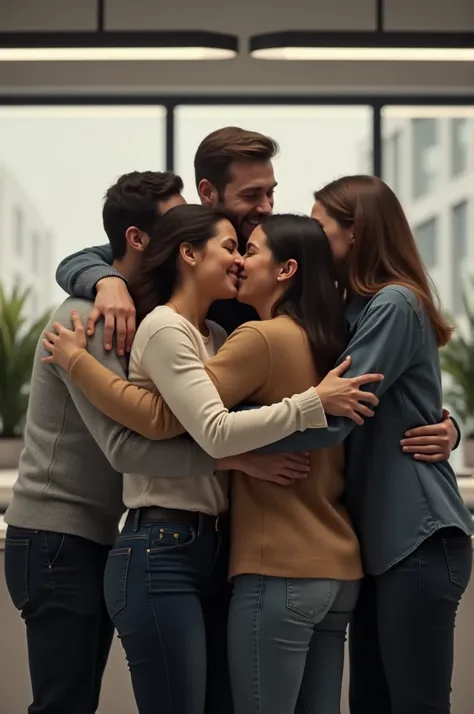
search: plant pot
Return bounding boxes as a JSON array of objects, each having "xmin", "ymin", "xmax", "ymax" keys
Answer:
[
  {"xmin": 463, "ymin": 437, "xmax": 474, "ymax": 472},
  {"xmin": 0, "ymin": 438, "xmax": 24, "ymax": 470}
]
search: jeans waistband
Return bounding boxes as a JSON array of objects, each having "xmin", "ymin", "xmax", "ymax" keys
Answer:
[{"xmin": 126, "ymin": 506, "xmax": 227, "ymax": 533}]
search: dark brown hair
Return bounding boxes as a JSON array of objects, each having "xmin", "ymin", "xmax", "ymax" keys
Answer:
[
  {"xmin": 102, "ymin": 170, "xmax": 183, "ymax": 259},
  {"xmin": 314, "ymin": 175, "xmax": 452, "ymax": 346},
  {"xmin": 132, "ymin": 204, "xmax": 236, "ymax": 324},
  {"xmin": 194, "ymin": 126, "xmax": 279, "ymax": 196},
  {"xmin": 262, "ymin": 214, "xmax": 346, "ymax": 378}
]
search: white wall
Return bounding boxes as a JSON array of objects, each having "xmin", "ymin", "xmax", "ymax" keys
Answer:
[
  {"xmin": 0, "ymin": 0, "xmax": 473, "ymax": 94},
  {"xmin": 0, "ymin": 166, "xmax": 53, "ymax": 316}
]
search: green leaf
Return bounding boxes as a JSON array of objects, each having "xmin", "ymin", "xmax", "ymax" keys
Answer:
[
  {"xmin": 0, "ymin": 283, "xmax": 52, "ymax": 438},
  {"xmin": 441, "ymin": 275, "xmax": 474, "ymax": 436}
]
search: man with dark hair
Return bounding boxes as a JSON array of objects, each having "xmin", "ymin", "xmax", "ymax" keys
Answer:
[
  {"xmin": 56, "ymin": 126, "xmax": 279, "ymax": 337},
  {"xmin": 3, "ymin": 170, "xmax": 206, "ymax": 714}
]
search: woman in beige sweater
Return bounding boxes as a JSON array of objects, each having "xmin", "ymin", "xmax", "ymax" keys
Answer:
[{"xmin": 43, "ymin": 205, "xmax": 380, "ymax": 714}]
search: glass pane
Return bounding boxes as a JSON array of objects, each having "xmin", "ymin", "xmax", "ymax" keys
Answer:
[
  {"xmin": 175, "ymin": 105, "xmax": 373, "ymax": 214},
  {"xmin": 450, "ymin": 118, "xmax": 469, "ymax": 178},
  {"xmin": 381, "ymin": 106, "xmax": 474, "ymax": 313},
  {"xmin": 0, "ymin": 106, "xmax": 166, "ymax": 310},
  {"xmin": 451, "ymin": 201, "xmax": 469, "ymax": 315},
  {"xmin": 413, "ymin": 217, "xmax": 438, "ymax": 269}
]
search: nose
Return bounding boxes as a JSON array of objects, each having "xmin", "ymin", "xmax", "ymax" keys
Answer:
[{"xmin": 256, "ymin": 197, "xmax": 273, "ymax": 215}]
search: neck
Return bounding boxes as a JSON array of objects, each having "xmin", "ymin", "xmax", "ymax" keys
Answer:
[
  {"xmin": 252, "ymin": 287, "xmax": 284, "ymax": 321},
  {"xmin": 112, "ymin": 255, "xmax": 141, "ymax": 286},
  {"xmin": 168, "ymin": 282, "xmax": 213, "ymax": 334}
]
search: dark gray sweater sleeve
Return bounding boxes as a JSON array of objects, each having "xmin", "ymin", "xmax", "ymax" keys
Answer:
[
  {"xmin": 56, "ymin": 244, "xmax": 122, "ymax": 299},
  {"xmin": 253, "ymin": 289, "xmax": 422, "ymax": 453},
  {"xmin": 54, "ymin": 302, "xmax": 215, "ymax": 478}
]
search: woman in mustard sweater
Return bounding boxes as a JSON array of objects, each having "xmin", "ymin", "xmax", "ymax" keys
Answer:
[{"xmin": 42, "ymin": 205, "xmax": 376, "ymax": 714}]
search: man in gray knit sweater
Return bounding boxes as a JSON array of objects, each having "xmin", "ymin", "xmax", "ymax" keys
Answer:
[{"xmin": 3, "ymin": 171, "xmax": 215, "ymax": 714}]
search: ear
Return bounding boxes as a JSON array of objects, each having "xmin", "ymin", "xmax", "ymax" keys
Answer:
[
  {"xmin": 198, "ymin": 179, "xmax": 218, "ymax": 207},
  {"xmin": 179, "ymin": 242, "xmax": 200, "ymax": 267},
  {"xmin": 125, "ymin": 226, "xmax": 150, "ymax": 252},
  {"xmin": 276, "ymin": 258, "xmax": 298, "ymax": 282}
]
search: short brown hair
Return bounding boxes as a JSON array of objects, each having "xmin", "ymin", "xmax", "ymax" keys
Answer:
[{"xmin": 194, "ymin": 126, "xmax": 279, "ymax": 195}]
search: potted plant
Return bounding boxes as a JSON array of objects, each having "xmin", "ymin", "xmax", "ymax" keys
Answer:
[
  {"xmin": 0, "ymin": 284, "xmax": 52, "ymax": 469},
  {"xmin": 441, "ymin": 277, "xmax": 474, "ymax": 470}
]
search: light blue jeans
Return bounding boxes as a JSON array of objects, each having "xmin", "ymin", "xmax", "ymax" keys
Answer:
[{"xmin": 228, "ymin": 575, "xmax": 360, "ymax": 714}]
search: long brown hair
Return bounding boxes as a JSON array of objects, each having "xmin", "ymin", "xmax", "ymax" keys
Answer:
[
  {"xmin": 314, "ymin": 175, "xmax": 452, "ymax": 346},
  {"xmin": 262, "ymin": 214, "xmax": 346, "ymax": 378},
  {"xmin": 132, "ymin": 204, "xmax": 235, "ymax": 324}
]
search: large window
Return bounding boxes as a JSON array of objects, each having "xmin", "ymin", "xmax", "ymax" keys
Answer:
[
  {"xmin": 411, "ymin": 118, "xmax": 439, "ymax": 200},
  {"xmin": 451, "ymin": 200, "xmax": 469, "ymax": 315},
  {"xmin": 381, "ymin": 107, "xmax": 474, "ymax": 311},
  {"xmin": 414, "ymin": 217, "xmax": 439, "ymax": 270},
  {"xmin": 175, "ymin": 105, "xmax": 372, "ymax": 214},
  {"xmin": 0, "ymin": 106, "xmax": 166, "ymax": 307}
]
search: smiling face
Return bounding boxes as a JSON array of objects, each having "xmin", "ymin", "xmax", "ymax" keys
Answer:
[
  {"xmin": 189, "ymin": 218, "xmax": 242, "ymax": 301},
  {"xmin": 199, "ymin": 160, "xmax": 277, "ymax": 244},
  {"xmin": 237, "ymin": 224, "xmax": 297, "ymax": 316}
]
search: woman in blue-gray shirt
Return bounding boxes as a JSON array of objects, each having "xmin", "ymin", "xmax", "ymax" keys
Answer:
[{"xmin": 301, "ymin": 175, "xmax": 472, "ymax": 714}]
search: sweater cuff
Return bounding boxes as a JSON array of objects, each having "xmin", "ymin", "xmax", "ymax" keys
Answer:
[
  {"xmin": 294, "ymin": 388, "xmax": 328, "ymax": 430},
  {"xmin": 74, "ymin": 266, "xmax": 127, "ymax": 299},
  {"xmin": 68, "ymin": 348, "xmax": 88, "ymax": 378}
]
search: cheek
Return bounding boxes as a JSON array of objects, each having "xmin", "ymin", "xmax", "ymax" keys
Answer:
[
  {"xmin": 327, "ymin": 231, "xmax": 351, "ymax": 262},
  {"xmin": 245, "ymin": 259, "xmax": 275, "ymax": 287}
]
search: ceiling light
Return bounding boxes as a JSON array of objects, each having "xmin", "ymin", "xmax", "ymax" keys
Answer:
[
  {"xmin": 0, "ymin": 31, "xmax": 239, "ymax": 62},
  {"xmin": 249, "ymin": 32, "xmax": 474, "ymax": 62}
]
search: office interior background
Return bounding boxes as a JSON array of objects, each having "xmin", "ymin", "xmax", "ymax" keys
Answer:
[{"xmin": 0, "ymin": 0, "xmax": 473, "ymax": 712}]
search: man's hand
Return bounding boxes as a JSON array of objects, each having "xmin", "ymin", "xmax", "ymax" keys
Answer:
[
  {"xmin": 315, "ymin": 356, "xmax": 383, "ymax": 425},
  {"xmin": 400, "ymin": 409, "xmax": 457, "ymax": 462},
  {"xmin": 216, "ymin": 452, "xmax": 310, "ymax": 486},
  {"xmin": 88, "ymin": 277, "xmax": 136, "ymax": 356}
]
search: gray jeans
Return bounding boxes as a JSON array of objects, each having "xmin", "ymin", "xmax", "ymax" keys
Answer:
[{"xmin": 228, "ymin": 574, "xmax": 360, "ymax": 714}]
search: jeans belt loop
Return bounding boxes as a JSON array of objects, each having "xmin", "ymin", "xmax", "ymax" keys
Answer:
[{"xmin": 132, "ymin": 508, "xmax": 140, "ymax": 533}]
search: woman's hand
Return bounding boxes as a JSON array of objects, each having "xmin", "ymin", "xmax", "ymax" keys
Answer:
[
  {"xmin": 42, "ymin": 311, "xmax": 87, "ymax": 371},
  {"xmin": 316, "ymin": 356, "xmax": 384, "ymax": 425}
]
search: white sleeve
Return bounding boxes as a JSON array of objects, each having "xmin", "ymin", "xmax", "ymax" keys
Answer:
[{"xmin": 140, "ymin": 323, "xmax": 326, "ymax": 459}]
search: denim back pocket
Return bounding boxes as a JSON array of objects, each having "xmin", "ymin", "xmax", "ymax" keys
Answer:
[
  {"xmin": 442, "ymin": 536, "xmax": 473, "ymax": 590},
  {"xmin": 286, "ymin": 578, "xmax": 337, "ymax": 622},
  {"xmin": 104, "ymin": 547, "xmax": 131, "ymax": 619},
  {"xmin": 4, "ymin": 537, "xmax": 30, "ymax": 610}
]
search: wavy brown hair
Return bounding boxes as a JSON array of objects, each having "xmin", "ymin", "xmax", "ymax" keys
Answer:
[
  {"xmin": 314, "ymin": 175, "xmax": 452, "ymax": 346},
  {"xmin": 132, "ymin": 204, "xmax": 236, "ymax": 324}
]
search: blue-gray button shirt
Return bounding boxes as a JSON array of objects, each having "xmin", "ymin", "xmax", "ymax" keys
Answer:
[{"xmin": 257, "ymin": 285, "xmax": 473, "ymax": 575}]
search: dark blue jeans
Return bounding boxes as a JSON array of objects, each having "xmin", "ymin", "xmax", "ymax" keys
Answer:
[
  {"xmin": 104, "ymin": 509, "xmax": 233, "ymax": 714},
  {"xmin": 4, "ymin": 525, "xmax": 114, "ymax": 714},
  {"xmin": 349, "ymin": 528, "xmax": 472, "ymax": 714}
]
